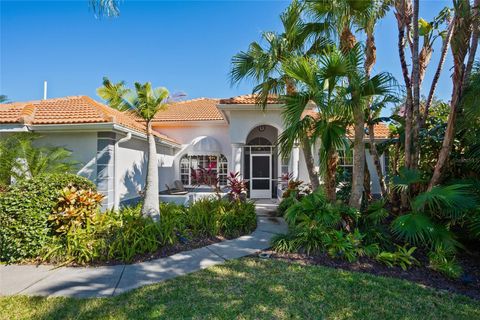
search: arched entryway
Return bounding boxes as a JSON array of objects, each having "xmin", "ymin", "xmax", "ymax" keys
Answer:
[{"xmin": 244, "ymin": 125, "xmax": 278, "ymax": 198}]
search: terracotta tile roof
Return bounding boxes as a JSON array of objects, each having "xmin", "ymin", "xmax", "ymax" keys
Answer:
[
  {"xmin": 153, "ymin": 98, "xmax": 225, "ymax": 122},
  {"xmin": 301, "ymin": 109, "xmax": 391, "ymax": 139},
  {"xmin": 219, "ymin": 94, "xmax": 283, "ymax": 105},
  {"xmin": 0, "ymin": 96, "xmax": 178, "ymax": 145}
]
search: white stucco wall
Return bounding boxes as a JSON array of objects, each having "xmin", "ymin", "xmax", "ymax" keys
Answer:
[
  {"xmin": 154, "ymin": 123, "xmax": 231, "ymax": 182},
  {"xmin": 226, "ymin": 109, "xmax": 284, "ymax": 144},
  {"xmin": 33, "ymin": 132, "xmax": 98, "ymax": 181},
  {"xmin": 116, "ymin": 137, "xmax": 176, "ymax": 203}
]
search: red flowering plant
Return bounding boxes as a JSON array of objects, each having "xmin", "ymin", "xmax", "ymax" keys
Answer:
[
  {"xmin": 280, "ymin": 172, "xmax": 311, "ymax": 199},
  {"xmin": 190, "ymin": 161, "xmax": 221, "ymax": 198},
  {"xmin": 226, "ymin": 171, "xmax": 247, "ymax": 202}
]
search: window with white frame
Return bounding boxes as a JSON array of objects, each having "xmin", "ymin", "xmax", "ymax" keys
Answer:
[
  {"xmin": 337, "ymin": 149, "xmax": 353, "ymax": 180},
  {"xmin": 180, "ymin": 154, "xmax": 228, "ymax": 186}
]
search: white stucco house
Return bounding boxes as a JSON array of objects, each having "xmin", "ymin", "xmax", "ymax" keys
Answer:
[{"xmin": 0, "ymin": 94, "xmax": 390, "ymax": 209}]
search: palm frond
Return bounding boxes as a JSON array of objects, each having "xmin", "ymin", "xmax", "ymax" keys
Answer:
[
  {"xmin": 412, "ymin": 184, "xmax": 478, "ymax": 220},
  {"xmin": 392, "ymin": 167, "xmax": 423, "ymax": 192}
]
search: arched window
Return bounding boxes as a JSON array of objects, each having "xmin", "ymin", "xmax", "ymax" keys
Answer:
[{"xmin": 180, "ymin": 154, "xmax": 228, "ymax": 186}]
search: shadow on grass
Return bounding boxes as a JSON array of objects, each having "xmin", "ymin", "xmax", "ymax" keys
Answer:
[{"xmin": 10, "ymin": 258, "xmax": 480, "ymax": 320}]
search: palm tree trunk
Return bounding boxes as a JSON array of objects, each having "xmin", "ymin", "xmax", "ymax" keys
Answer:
[
  {"xmin": 429, "ymin": 0, "xmax": 472, "ymax": 189},
  {"xmin": 428, "ymin": 78, "xmax": 462, "ymax": 189},
  {"xmin": 142, "ymin": 121, "xmax": 160, "ymax": 221},
  {"xmin": 411, "ymin": 0, "xmax": 421, "ymax": 170},
  {"xmin": 395, "ymin": 9, "xmax": 413, "ymax": 169},
  {"xmin": 364, "ymin": 29, "xmax": 387, "ymax": 199},
  {"xmin": 422, "ymin": 19, "xmax": 455, "ymax": 128},
  {"xmin": 368, "ymin": 123, "xmax": 387, "ymax": 197},
  {"xmin": 302, "ymin": 139, "xmax": 320, "ymax": 191},
  {"xmin": 285, "ymin": 80, "xmax": 319, "ymax": 191},
  {"xmin": 349, "ymin": 108, "xmax": 365, "ymax": 209},
  {"xmin": 363, "ymin": 155, "xmax": 372, "ymax": 202},
  {"xmin": 339, "ymin": 25, "xmax": 364, "ymax": 209},
  {"xmin": 463, "ymin": 0, "xmax": 479, "ymax": 91},
  {"xmin": 325, "ymin": 148, "xmax": 338, "ymax": 202}
]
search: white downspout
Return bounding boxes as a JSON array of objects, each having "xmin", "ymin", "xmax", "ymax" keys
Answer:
[{"xmin": 114, "ymin": 132, "xmax": 132, "ymax": 210}]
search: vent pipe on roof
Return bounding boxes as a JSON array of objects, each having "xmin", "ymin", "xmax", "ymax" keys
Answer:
[{"xmin": 43, "ymin": 81, "xmax": 47, "ymax": 100}]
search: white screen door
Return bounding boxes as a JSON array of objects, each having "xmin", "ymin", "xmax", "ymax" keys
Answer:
[{"xmin": 250, "ymin": 154, "xmax": 271, "ymax": 198}]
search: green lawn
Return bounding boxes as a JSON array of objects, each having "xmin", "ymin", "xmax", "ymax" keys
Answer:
[{"xmin": 1, "ymin": 258, "xmax": 479, "ymax": 320}]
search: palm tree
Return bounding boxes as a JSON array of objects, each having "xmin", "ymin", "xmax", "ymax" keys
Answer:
[
  {"xmin": 230, "ymin": 0, "xmax": 331, "ymax": 191},
  {"xmin": 0, "ymin": 133, "xmax": 77, "ymax": 187},
  {"xmin": 280, "ymin": 46, "xmax": 396, "ymax": 202},
  {"xmin": 356, "ymin": 0, "xmax": 392, "ymax": 199},
  {"xmin": 96, "ymin": 77, "xmax": 130, "ymax": 111},
  {"xmin": 98, "ymin": 80, "xmax": 170, "ymax": 220},
  {"xmin": 0, "ymin": 95, "xmax": 8, "ymax": 103},
  {"xmin": 125, "ymin": 83, "xmax": 170, "ymax": 220},
  {"xmin": 306, "ymin": 0, "xmax": 392, "ymax": 208}
]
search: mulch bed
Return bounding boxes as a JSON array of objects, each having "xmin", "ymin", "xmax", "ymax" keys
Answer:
[{"xmin": 260, "ymin": 249, "xmax": 480, "ymax": 300}]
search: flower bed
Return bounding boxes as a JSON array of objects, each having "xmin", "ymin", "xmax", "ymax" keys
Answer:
[{"xmin": 0, "ymin": 174, "xmax": 257, "ymax": 265}]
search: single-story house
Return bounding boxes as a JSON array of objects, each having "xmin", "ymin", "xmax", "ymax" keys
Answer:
[{"xmin": 0, "ymin": 94, "xmax": 390, "ymax": 208}]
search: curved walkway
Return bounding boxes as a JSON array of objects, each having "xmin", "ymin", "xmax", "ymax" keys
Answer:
[{"xmin": 0, "ymin": 200, "xmax": 287, "ymax": 298}]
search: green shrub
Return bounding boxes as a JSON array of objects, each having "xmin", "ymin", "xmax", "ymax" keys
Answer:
[
  {"xmin": 272, "ymin": 232, "xmax": 301, "ymax": 253},
  {"xmin": 220, "ymin": 201, "xmax": 256, "ymax": 238},
  {"xmin": 277, "ymin": 192, "xmax": 298, "ymax": 217},
  {"xmin": 186, "ymin": 198, "xmax": 256, "ymax": 238},
  {"xmin": 186, "ymin": 197, "xmax": 222, "ymax": 237},
  {"xmin": 158, "ymin": 202, "xmax": 187, "ymax": 245},
  {"xmin": 376, "ymin": 245, "xmax": 419, "ymax": 271},
  {"xmin": 323, "ymin": 229, "xmax": 379, "ymax": 262},
  {"xmin": 0, "ymin": 174, "xmax": 95, "ymax": 263},
  {"xmin": 106, "ymin": 206, "xmax": 163, "ymax": 262},
  {"xmin": 428, "ymin": 248, "xmax": 463, "ymax": 279},
  {"xmin": 49, "ymin": 186, "xmax": 105, "ymax": 235}
]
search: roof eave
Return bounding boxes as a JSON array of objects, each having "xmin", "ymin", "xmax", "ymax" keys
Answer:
[
  {"xmin": 23, "ymin": 122, "xmax": 180, "ymax": 148},
  {"xmin": 216, "ymin": 103, "xmax": 284, "ymax": 111}
]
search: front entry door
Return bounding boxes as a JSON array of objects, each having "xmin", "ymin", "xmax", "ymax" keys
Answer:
[{"xmin": 250, "ymin": 154, "xmax": 271, "ymax": 198}]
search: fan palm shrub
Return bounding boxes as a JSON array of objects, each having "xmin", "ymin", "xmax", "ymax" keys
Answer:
[{"xmin": 390, "ymin": 168, "xmax": 478, "ymax": 254}]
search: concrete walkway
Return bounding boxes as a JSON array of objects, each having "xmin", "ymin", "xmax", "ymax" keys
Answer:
[{"xmin": 0, "ymin": 200, "xmax": 287, "ymax": 298}]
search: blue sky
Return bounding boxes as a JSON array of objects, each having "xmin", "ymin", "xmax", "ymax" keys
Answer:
[{"xmin": 1, "ymin": 0, "xmax": 459, "ymax": 112}]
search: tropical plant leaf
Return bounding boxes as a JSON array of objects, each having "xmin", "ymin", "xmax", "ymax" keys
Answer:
[
  {"xmin": 412, "ymin": 184, "xmax": 477, "ymax": 220},
  {"xmin": 392, "ymin": 167, "xmax": 423, "ymax": 192},
  {"xmin": 391, "ymin": 213, "xmax": 435, "ymax": 246}
]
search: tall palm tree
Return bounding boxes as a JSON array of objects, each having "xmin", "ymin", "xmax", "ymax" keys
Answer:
[
  {"xmin": 230, "ymin": 0, "xmax": 331, "ymax": 191},
  {"xmin": 306, "ymin": 0, "xmax": 390, "ymax": 208},
  {"xmin": 97, "ymin": 77, "xmax": 130, "ymax": 111},
  {"xmin": 98, "ymin": 80, "xmax": 170, "ymax": 220},
  {"xmin": 280, "ymin": 46, "xmax": 396, "ymax": 202},
  {"xmin": 357, "ymin": 0, "xmax": 392, "ymax": 199}
]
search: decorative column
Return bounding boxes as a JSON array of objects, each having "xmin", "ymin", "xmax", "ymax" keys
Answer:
[
  {"xmin": 231, "ymin": 143, "xmax": 244, "ymax": 177},
  {"xmin": 291, "ymin": 143, "xmax": 300, "ymax": 180}
]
